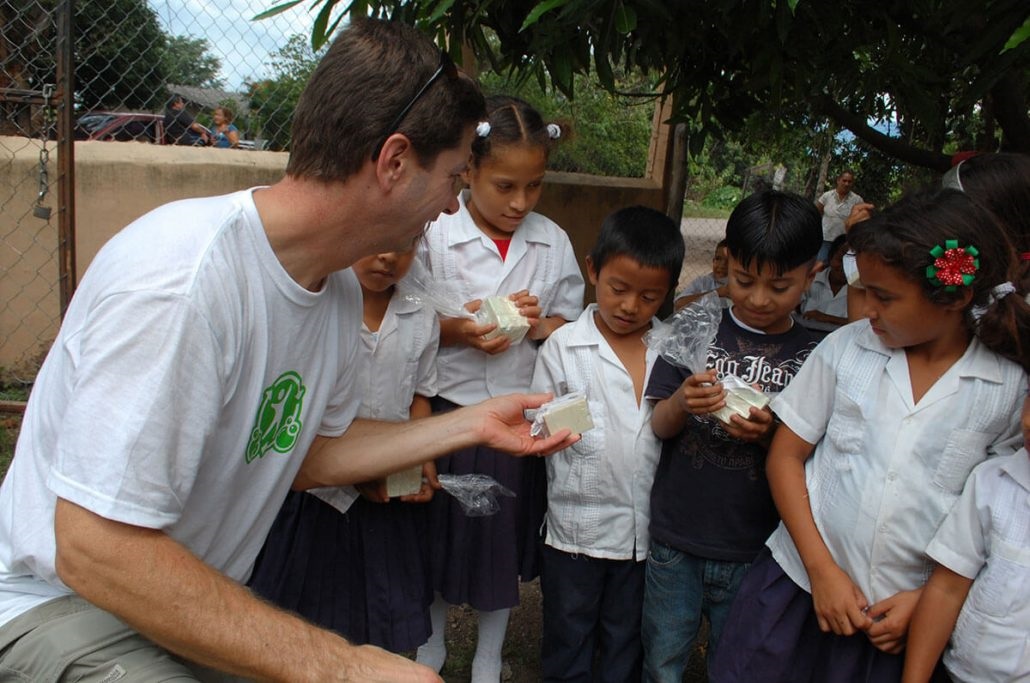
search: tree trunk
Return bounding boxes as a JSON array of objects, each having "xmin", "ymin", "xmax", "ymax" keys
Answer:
[
  {"xmin": 815, "ymin": 121, "xmax": 836, "ymax": 197},
  {"xmin": 665, "ymin": 122, "xmax": 688, "ymax": 220}
]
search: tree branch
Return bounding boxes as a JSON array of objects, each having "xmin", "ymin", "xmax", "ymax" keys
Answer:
[
  {"xmin": 991, "ymin": 72, "xmax": 1030, "ymax": 152},
  {"xmin": 816, "ymin": 95, "xmax": 952, "ymax": 171}
]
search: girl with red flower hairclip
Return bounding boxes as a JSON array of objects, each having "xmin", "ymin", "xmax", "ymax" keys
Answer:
[{"xmin": 711, "ymin": 188, "xmax": 1029, "ymax": 683}]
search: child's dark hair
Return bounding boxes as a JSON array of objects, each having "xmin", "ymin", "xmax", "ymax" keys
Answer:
[
  {"xmin": 828, "ymin": 234, "xmax": 848, "ymax": 259},
  {"xmin": 470, "ymin": 95, "xmax": 561, "ymax": 167},
  {"xmin": 849, "ymin": 189, "xmax": 1030, "ymax": 371},
  {"xmin": 724, "ymin": 190, "xmax": 822, "ymax": 275},
  {"xmin": 948, "ymin": 153, "xmax": 1030, "ymax": 268},
  {"xmin": 589, "ymin": 206, "xmax": 685, "ymax": 290}
]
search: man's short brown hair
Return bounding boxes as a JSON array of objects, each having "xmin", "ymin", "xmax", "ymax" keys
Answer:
[{"xmin": 286, "ymin": 18, "xmax": 484, "ymax": 181}]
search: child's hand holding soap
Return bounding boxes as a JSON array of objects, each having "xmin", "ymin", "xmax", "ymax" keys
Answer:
[
  {"xmin": 477, "ymin": 295, "xmax": 532, "ymax": 345},
  {"xmin": 710, "ymin": 375, "xmax": 770, "ymax": 423}
]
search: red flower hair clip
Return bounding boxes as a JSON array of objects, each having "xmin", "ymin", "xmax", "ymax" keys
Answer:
[{"xmin": 927, "ymin": 240, "xmax": 979, "ymax": 291}]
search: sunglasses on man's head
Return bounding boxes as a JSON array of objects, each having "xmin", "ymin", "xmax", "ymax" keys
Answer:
[{"xmin": 371, "ymin": 50, "xmax": 459, "ymax": 161}]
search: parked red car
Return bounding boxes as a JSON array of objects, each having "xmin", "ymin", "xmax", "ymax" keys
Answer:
[{"xmin": 75, "ymin": 112, "xmax": 167, "ymax": 144}]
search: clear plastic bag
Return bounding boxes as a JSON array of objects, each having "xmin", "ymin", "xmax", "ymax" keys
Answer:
[
  {"xmin": 437, "ymin": 473, "xmax": 516, "ymax": 517},
  {"xmin": 643, "ymin": 291, "xmax": 723, "ymax": 372},
  {"xmin": 527, "ymin": 391, "xmax": 593, "ymax": 437},
  {"xmin": 396, "ymin": 260, "xmax": 477, "ymax": 321}
]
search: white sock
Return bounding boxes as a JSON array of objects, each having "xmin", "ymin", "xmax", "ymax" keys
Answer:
[
  {"xmin": 471, "ymin": 607, "xmax": 510, "ymax": 683},
  {"xmin": 415, "ymin": 593, "xmax": 449, "ymax": 672}
]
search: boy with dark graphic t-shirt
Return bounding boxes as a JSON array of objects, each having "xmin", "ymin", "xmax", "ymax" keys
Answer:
[{"xmin": 642, "ymin": 190, "xmax": 823, "ymax": 683}]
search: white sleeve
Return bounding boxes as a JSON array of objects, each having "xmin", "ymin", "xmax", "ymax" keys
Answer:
[
  {"xmin": 925, "ymin": 461, "xmax": 991, "ymax": 579},
  {"xmin": 769, "ymin": 329, "xmax": 844, "ymax": 445},
  {"xmin": 530, "ymin": 334, "xmax": 565, "ymax": 396},
  {"xmin": 48, "ymin": 291, "xmax": 225, "ymax": 528},
  {"xmin": 546, "ymin": 232, "xmax": 585, "ymax": 322}
]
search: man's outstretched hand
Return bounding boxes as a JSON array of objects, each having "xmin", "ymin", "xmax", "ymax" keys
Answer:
[{"xmin": 468, "ymin": 393, "xmax": 580, "ymax": 457}]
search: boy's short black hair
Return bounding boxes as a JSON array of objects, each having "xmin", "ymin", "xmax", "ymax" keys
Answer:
[
  {"xmin": 828, "ymin": 234, "xmax": 848, "ymax": 259},
  {"xmin": 589, "ymin": 206, "xmax": 685, "ymax": 290},
  {"xmin": 725, "ymin": 190, "xmax": 822, "ymax": 275}
]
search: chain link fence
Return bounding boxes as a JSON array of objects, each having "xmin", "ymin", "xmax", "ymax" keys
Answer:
[
  {"xmin": 1, "ymin": 0, "xmax": 738, "ymax": 384},
  {"xmin": 1, "ymin": 0, "xmax": 319, "ymax": 384},
  {"xmin": 1, "ymin": 0, "xmax": 64, "ymax": 385}
]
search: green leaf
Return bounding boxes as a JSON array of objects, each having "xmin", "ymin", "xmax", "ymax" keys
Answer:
[
  {"xmin": 426, "ymin": 0, "xmax": 456, "ymax": 25},
  {"xmin": 614, "ymin": 4, "xmax": 637, "ymax": 34},
  {"xmin": 786, "ymin": 0, "xmax": 800, "ymax": 13},
  {"xmin": 594, "ymin": 48, "xmax": 615, "ymax": 90},
  {"xmin": 253, "ymin": 0, "xmax": 307, "ymax": 21},
  {"xmin": 550, "ymin": 48, "xmax": 574, "ymax": 96},
  {"xmin": 311, "ymin": 1, "xmax": 337, "ymax": 51},
  {"xmin": 521, "ymin": 0, "xmax": 572, "ymax": 32},
  {"xmin": 1002, "ymin": 16, "xmax": 1030, "ymax": 53}
]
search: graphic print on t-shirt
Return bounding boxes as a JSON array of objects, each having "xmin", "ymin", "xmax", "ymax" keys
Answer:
[
  {"xmin": 245, "ymin": 370, "xmax": 306, "ymax": 463},
  {"xmin": 691, "ymin": 336, "xmax": 813, "ymax": 473}
]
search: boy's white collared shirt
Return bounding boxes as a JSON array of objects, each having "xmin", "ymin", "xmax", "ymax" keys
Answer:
[
  {"xmin": 419, "ymin": 192, "xmax": 584, "ymax": 404},
  {"xmin": 800, "ymin": 269, "xmax": 848, "ymax": 320},
  {"xmin": 926, "ymin": 449, "xmax": 1030, "ymax": 682},
  {"xmin": 766, "ymin": 321, "xmax": 1026, "ymax": 605},
  {"xmin": 531, "ymin": 304, "xmax": 662, "ymax": 561}
]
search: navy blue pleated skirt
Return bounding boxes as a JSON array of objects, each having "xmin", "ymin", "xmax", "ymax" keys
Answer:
[
  {"xmin": 426, "ymin": 397, "xmax": 547, "ymax": 611},
  {"xmin": 709, "ymin": 549, "xmax": 949, "ymax": 683},
  {"xmin": 248, "ymin": 490, "xmax": 432, "ymax": 653}
]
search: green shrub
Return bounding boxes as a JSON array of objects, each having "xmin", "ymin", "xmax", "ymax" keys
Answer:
[{"xmin": 701, "ymin": 185, "xmax": 743, "ymax": 210}]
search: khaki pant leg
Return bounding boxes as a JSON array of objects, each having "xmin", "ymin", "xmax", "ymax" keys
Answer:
[{"xmin": 0, "ymin": 595, "xmax": 247, "ymax": 682}]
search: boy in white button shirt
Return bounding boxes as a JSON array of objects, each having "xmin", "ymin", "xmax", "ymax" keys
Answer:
[
  {"xmin": 903, "ymin": 381, "xmax": 1030, "ymax": 683},
  {"xmin": 531, "ymin": 206, "xmax": 685, "ymax": 683}
]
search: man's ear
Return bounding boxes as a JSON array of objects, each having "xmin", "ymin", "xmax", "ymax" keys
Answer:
[
  {"xmin": 460, "ymin": 154, "xmax": 474, "ymax": 185},
  {"xmin": 374, "ymin": 133, "xmax": 412, "ymax": 189}
]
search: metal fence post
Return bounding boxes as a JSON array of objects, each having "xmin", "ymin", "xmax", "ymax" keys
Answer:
[{"xmin": 56, "ymin": 0, "xmax": 76, "ymax": 316}]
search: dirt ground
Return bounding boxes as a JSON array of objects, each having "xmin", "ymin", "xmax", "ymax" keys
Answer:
[{"xmin": 419, "ymin": 579, "xmax": 709, "ymax": 683}]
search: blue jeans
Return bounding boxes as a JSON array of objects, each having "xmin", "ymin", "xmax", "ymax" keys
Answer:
[
  {"xmin": 816, "ymin": 239, "xmax": 834, "ymax": 264},
  {"xmin": 641, "ymin": 540, "xmax": 751, "ymax": 683}
]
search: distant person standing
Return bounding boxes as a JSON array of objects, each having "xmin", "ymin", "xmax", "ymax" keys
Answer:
[
  {"xmin": 208, "ymin": 107, "xmax": 240, "ymax": 149},
  {"xmin": 815, "ymin": 170, "xmax": 862, "ymax": 264},
  {"xmin": 163, "ymin": 94, "xmax": 208, "ymax": 146}
]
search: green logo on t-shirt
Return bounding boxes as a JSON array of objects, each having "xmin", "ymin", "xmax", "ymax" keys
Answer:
[{"xmin": 245, "ymin": 371, "xmax": 306, "ymax": 463}]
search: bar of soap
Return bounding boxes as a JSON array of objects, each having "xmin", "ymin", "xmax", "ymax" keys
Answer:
[
  {"xmin": 386, "ymin": 465, "xmax": 423, "ymax": 498},
  {"xmin": 540, "ymin": 394, "xmax": 594, "ymax": 437},
  {"xmin": 477, "ymin": 296, "xmax": 531, "ymax": 345},
  {"xmin": 712, "ymin": 385, "xmax": 770, "ymax": 423}
]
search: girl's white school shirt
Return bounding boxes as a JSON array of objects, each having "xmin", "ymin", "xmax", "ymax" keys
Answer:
[
  {"xmin": 309, "ymin": 293, "xmax": 440, "ymax": 514},
  {"xmin": 530, "ymin": 305, "xmax": 662, "ymax": 561},
  {"xmin": 766, "ymin": 320, "xmax": 1025, "ymax": 605},
  {"xmin": 418, "ymin": 193, "xmax": 585, "ymax": 405},
  {"xmin": 926, "ymin": 449, "xmax": 1030, "ymax": 682}
]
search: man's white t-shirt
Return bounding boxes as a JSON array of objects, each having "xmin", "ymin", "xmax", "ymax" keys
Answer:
[{"xmin": 0, "ymin": 189, "xmax": 364, "ymax": 626}]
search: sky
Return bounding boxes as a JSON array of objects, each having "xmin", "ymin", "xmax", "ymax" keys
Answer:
[{"xmin": 153, "ymin": 0, "xmax": 334, "ymax": 90}]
